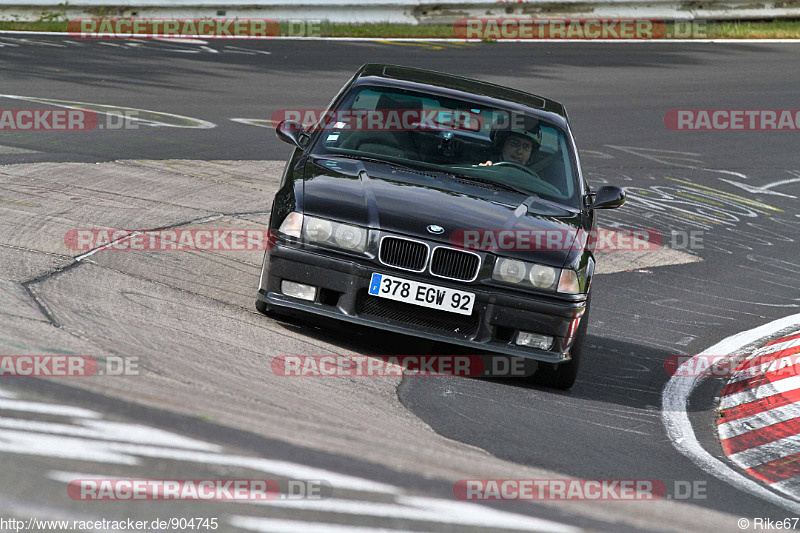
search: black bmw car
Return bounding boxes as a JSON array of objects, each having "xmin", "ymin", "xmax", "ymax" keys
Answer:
[{"xmin": 256, "ymin": 64, "xmax": 625, "ymax": 389}]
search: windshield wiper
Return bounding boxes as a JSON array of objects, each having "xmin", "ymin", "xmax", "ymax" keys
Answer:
[
  {"xmin": 327, "ymin": 154, "xmax": 534, "ymax": 197},
  {"xmin": 447, "ymin": 173, "xmax": 533, "ymax": 196},
  {"xmin": 329, "ymin": 154, "xmax": 433, "ymax": 174}
]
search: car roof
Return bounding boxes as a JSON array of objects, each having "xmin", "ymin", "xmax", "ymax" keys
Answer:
[{"xmin": 353, "ymin": 64, "xmax": 568, "ymax": 123}]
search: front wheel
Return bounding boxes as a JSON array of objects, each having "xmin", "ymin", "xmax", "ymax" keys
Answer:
[{"xmin": 531, "ymin": 297, "xmax": 590, "ymax": 390}]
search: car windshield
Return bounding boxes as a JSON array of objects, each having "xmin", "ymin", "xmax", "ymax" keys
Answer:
[{"xmin": 307, "ymin": 85, "xmax": 581, "ymax": 208}]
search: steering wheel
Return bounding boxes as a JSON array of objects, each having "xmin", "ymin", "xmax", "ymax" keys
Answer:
[
  {"xmin": 492, "ymin": 161, "xmax": 541, "ymax": 179},
  {"xmin": 490, "ymin": 161, "xmax": 563, "ymax": 197}
]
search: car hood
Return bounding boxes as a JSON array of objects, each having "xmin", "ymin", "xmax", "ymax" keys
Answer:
[{"xmin": 302, "ymin": 157, "xmax": 583, "ymax": 268}]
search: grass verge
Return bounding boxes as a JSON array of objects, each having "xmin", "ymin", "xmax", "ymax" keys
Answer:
[{"xmin": 0, "ymin": 19, "xmax": 798, "ymax": 39}]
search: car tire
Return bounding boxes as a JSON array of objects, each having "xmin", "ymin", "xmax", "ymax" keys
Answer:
[{"xmin": 531, "ymin": 296, "xmax": 590, "ymax": 390}]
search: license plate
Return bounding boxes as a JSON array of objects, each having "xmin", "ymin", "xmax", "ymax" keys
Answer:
[{"xmin": 368, "ymin": 273, "xmax": 475, "ymax": 316}]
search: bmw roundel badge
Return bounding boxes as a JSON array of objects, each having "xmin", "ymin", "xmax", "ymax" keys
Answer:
[{"xmin": 427, "ymin": 225, "xmax": 445, "ymax": 234}]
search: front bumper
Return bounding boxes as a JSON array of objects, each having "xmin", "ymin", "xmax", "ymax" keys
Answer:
[{"xmin": 258, "ymin": 243, "xmax": 587, "ymax": 364}]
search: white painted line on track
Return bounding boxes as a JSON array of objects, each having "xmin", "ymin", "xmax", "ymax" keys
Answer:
[
  {"xmin": 0, "ymin": 398, "xmax": 101, "ymax": 418},
  {"xmin": 227, "ymin": 495, "xmax": 580, "ymax": 532},
  {"xmin": 718, "ymin": 402, "xmax": 800, "ymax": 439},
  {"xmin": 356, "ymin": 494, "xmax": 579, "ymax": 532},
  {"xmin": 47, "ymin": 470, "xmax": 132, "ymax": 483},
  {"xmin": 230, "ymin": 118, "xmax": 275, "ymax": 129},
  {"xmin": 47, "ymin": 469, "xmax": 579, "ymax": 533},
  {"xmin": 0, "ymin": 429, "xmax": 400, "ymax": 494},
  {"xmin": 0, "ymin": 430, "xmax": 141, "ymax": 464},
  {"xmin": 230, "ymin": 517, "xmax": 424, "ymax": 533},
  {"xmin": 0, "ymin": 417, "xmax": 221, "ymax": 450},
  {"xmin": 0, "ymin": 144, "xmax": 39, "ymax": 155},
  {"xmin": 2, "ymin": 385, "xmax": 582, "ymax": 533},
  {"xmin": 661, "ymin": 312, "xmax": 800, "ymax": 514},
  {"xmin": 230, "ymin": 506, "xmax": 578, "ymax": 533},
  {"xmin": 0, "ymin": 94, "xmax": 217, "ymax": 129}
]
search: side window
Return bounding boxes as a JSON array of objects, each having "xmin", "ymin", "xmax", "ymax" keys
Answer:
[
  {"xmin": 533, "ymin": 126, "xmax": 576, "ymax": 199},
  {"xmin": 557, "ymin": 133, "xmax": 576, "ymax": 197}
]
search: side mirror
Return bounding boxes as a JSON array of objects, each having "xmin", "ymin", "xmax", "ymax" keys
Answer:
[
  {"xmin": 587, "ymin": 185, "xmax": 626, "ymax": 210},
  {"xmin": 276, "ymin": 120, "xmax": 309, "ymax": 148}
]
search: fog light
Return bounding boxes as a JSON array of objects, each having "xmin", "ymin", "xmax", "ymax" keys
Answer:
[
  {"xmin": 281, "ymin": 281, "xmax": 316, "ymax": 301},
  {"xmin": 516, "ymin": 331, "xmax": 554, "ymax": 350}
]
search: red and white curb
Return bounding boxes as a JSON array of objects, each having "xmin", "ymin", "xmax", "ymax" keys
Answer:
[
  {"xmin": 717, "ymin": 332, "xmax": 800, "ymax": 499},
  {"xmin": 662, "ymin": 313, "xmax": 800, "ymax": 514}
]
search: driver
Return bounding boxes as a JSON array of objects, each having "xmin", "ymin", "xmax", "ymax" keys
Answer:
[{"xmin": 479, "ymin": 118, "xmax": 541, "ymax": 167}]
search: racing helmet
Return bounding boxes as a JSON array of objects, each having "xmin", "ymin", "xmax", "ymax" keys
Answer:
[{"xmin": 489, "ymin": 114, "xmax": 541, "ymax": 165}]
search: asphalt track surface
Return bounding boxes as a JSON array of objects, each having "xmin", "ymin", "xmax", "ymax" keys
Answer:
[{"xmin": 1, "ymin": 36, "xmax": 800, "ymax": 531}]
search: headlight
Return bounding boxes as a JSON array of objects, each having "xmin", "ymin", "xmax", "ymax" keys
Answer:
[
  {"xmin": 305, "ymin": 217, "xmax": 333, "ymax": 242},
  {"xmin": 529, "ymin": 264, "xmax": 557, "ymax": 289},
  {"xmin": 334, "ymin": 224, "xmax": 366, "ymax": 250},
  {"xmin": 494, "ymin": 258, "xmax": 526, "ymax": 283},
  {"xmin": 279, "ymin": 212, "xmax": 368, "ymax": 253},
  {"xmin": 493, "ymin": 258, "xmax": 560, "ymax": 292}
]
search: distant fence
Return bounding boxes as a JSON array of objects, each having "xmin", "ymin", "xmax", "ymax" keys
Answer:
[{"xmin": 3, "ymin": 0, "xmax": 799, "ymax": 24}]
